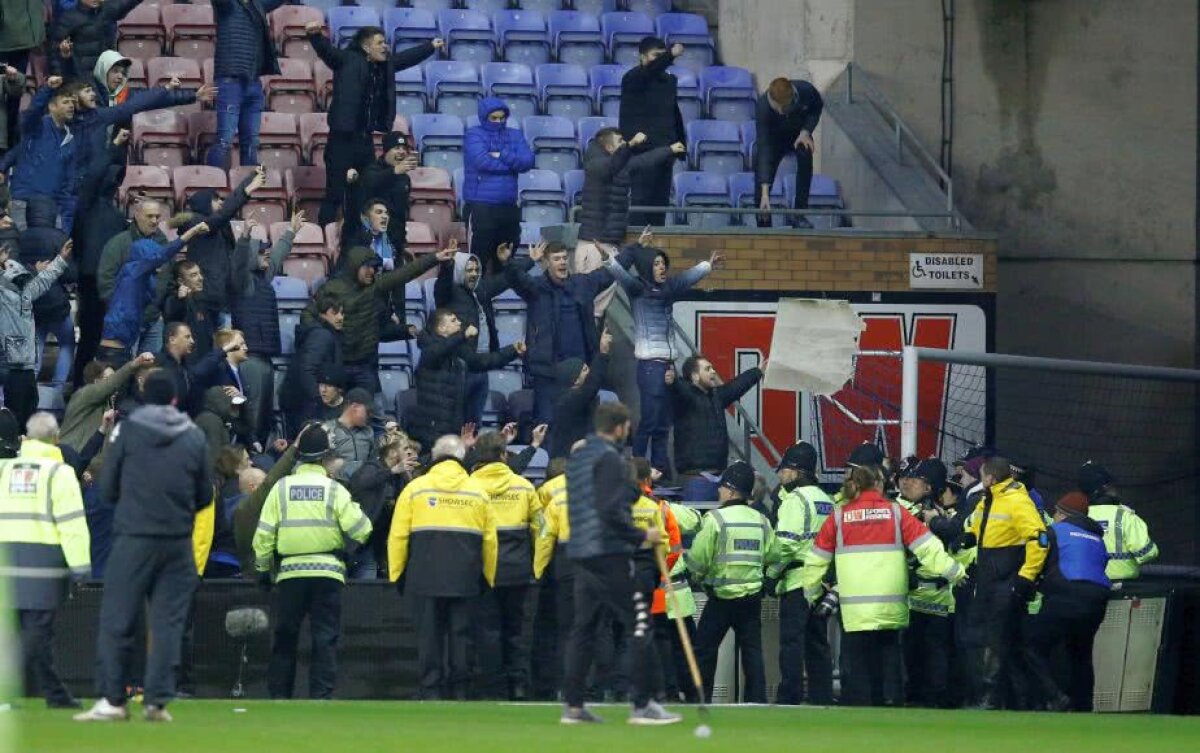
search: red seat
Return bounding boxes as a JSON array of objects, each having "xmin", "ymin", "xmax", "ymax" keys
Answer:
[
  {"xmin": 257, "ymin": 113, "xmax": 301, "ymax": 170},
  {"xmin": 231, "ymin": 166, "xmax": 287, "ymax": 227},
  {"xmin": 187, "ymin": 110, "xmax": 218, "ymax": 162},
  {"xmin": 172, "ymin": 165, "xmax": 227, "ymax": 209},
  {"xmin": 119, "ymin": 165, "xmax": 173, "ymax": 210},
  {"xmin": 406, "ymin": 221, "xmax": 438, "ymax": 256},
  {"xmin": 126, "ymin": 58, "xmax": 148, "ymax": 90},
  {"xmin": 298, "ymin": 113, "xmax": 329, "ymax": 165},
  {"xmin": 117, "ymin": 4, "xmax": 165, "ymax": 62},
  {"xmin": 313, "ymin": 60, "xmax": 333, "ymax": 109},
  {"xmin": 201, "ymin": 57, "xmax": 214, "ymax": 85},
  {"xmin": 262, "ymin": 58, "xmax": 316, "ymax": 115},
  {"xmin": 229, "ymin": 220, "xmax": 269, "ymax": 245},
  {"xmin": 439, "ymin": 221, "xmax": 468, "ymax": 250},
  {"xmin": 324, "ymin": 222, "xmax": 342, "ymax": 258},
  {"xmin": 272, "ymin": 221, "xmax": 329, "ymax": 259},
  {"xmin": 146, "ymin": 56, "xmax": 202, "ymax": 88},
  {"xmin": 132, "ymin": 109, "xmax": 189, "ymax": 168},
  {"xmin": 407, "ymin": 166, "xmax": 457, "ymax": 240},
  {"xmin": 282, "ymin": 257, "xmax": 328, "ymax": 288},
  {"xmin": 269, "ymin": 5, "xmax": 325, "ymax": 61},
  {"xmin": 162, "ymin": 4, "xmax": 216, "ymax": 61},
  {"xmin": 285, "ymin": 166, "xmax": 327, "ymax": 220}
]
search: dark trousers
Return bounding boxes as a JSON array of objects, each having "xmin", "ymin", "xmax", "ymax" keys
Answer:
[
  {"xmin": 96, "ymin": 535, "xmax": 197, "ymax": 707},
  {"xmin": 95, "ymin": 344, "xmax": 132, "ymax": 370},
  {"xmin": 555, "ymin": 571, "xmax": 575, "ymax": 681},
  {"xmin": 632, "ymin": 359, "xmax": 672, "ymax": 474},
  {"xmin": 488, "ymin": 584, "xmax": 530, "ymax": 691},
  {"xmin": 529, "ymin": 575, "xmax": 559, "ymax": 699},
  {"xmin": 465, "ymin": 370, "xmax": 490, "ymax": 427},
  {"xmin": 563, "ymin": 554, "xmax": 657, "ymax": 708},
  {"xmin": 0, "ymin": 367, "xmax": 38, "ymax": 428},
  {"xmin": 319, "ymin": 131, "xmax": 375, "ymax": 226},
  {"xmin": 267, "ymin": 577, "xmax": 343, "ymax": 700},
  {"xmin": 411, "ymin": 594, "xmax": 474, "ymax": 699},
  {"xmin": 1027, "ymin": 595, "xmax": 1107, "ymax": 711},
  {"xmin": 629, "ymin": 156, "xmax": 674, "ymax": 226},
  {"xmin": 653, "ymin": 613, "xmax": 698, "ymax": 702},
  {"xmin": 19, "ymin": 609, "xmax": 73, "ymax": 704},
  {"xmin": 531, "ymin": 374, "xmax": 557, "ymax": 427},
  {"xmin": 840, "ymin": 628, "xmax": 904, "ymax": 707},
  {"xmin": 694, "ymin": 593, "xmax": 766, "ymax": 703},
  {"xmin": 344, "ymin": 359, "xmax": 382, "ymax": 395},
  {"xmin": 777, "ymin": 590, "xmax": 833, "ymax": 705},
  {"xmin": 972, "ymin": 579, "xmax": 1057, "ymax": 709},
  {"xmin": 73, "ymin": 275, "xmax": 106, "ymax": 388},
  {"xmin": 466, "ymin": 202, "xmax": 522, "ymax": 274},
  {"xmin": 903, "ymin": 611, "xmax": 954, "ymax": 707}
]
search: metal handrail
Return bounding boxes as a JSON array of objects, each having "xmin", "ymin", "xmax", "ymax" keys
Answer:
[
  {"xmin": 568, "ymin": 204, "xmax": 963, "ymax": 229},
  {"xmin": 844, "ymin": 62, "xmax": 957, "ymax": 215}
]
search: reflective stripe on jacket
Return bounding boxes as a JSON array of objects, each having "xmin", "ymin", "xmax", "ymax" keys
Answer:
[
  {"xmin": 683, "ymin": 501, "xmax": 774, "ymax": 600},
  {"xmin": 1088, "ymin": 503, "xmax": 1157, "ymax": 580},
  {"xmin": 472, "ymin": 462, "xmax": 538, "ymax": 587}
]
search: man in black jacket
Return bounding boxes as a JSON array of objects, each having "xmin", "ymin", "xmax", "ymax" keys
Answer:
[
  {"xmin": 670, "ymin": 354, "xmax": 765, "ymax": 499},
  {"xmin": 547, "ymin": 330, "xmax": 611, "ymax": 461},
  {"xmin": 49, "ymin": 0, "xmax": 144, "ymax": 77},
  {"xmin": 77, "ymin": 370, "xmax": 211, "ymax": 722},
  {"xmin": 343, "ymin": 131, "xmax": 419, "ymax": 259},
  {"xmin": 156, "ymin": 321, "xmax": 236, "ymax": 417},
  {"xmin": 755, "ymin": 77, "xmax": 824, "ymax": 229},
  {"xmin": 280, "ymin": 289, "xmax": 344, "ymax": 434},
  {"xmin": 161, "ymin": 260, "xmax": 216, "ymax": 361},
  {"xmin": 306, "ymin": 21, "xmax": 441, "ymax": 225},
  {"xmin": 619, "ymin": 37, "xmax": 686, "ymax": 226},
  {"xmin": 407, "ymin": 308, "xmax": 523, "ymax": 451}
]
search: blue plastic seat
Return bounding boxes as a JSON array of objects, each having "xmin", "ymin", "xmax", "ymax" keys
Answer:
[
  {"xmin": 327, "ymin": 6, "xmax": 382, "ymax": 48},
  {"xmin": 700, "ymin": 65, "xmax": 756, "ymax": 122},
  {"xmin": 425, "ymin": 60, "xmax": 483, "ymax": 119},
  {"xmin": 379, "ymin": 370, "xmax": 412, "ymax": 408},
  {"xmin": 409, "ymin": 0, "xmax": 454, "ymax": 11},
  {"xmin": 463, "ymin": 0, "xmax": 510, "ymax": 14},
  {"xmin": 627, "ymin": 0, "xmax": 672, "ymax": 17},
  {"xmin": 411, "ymin": 113, "xmax": 466, "ymax": 173},
  {"xmin": 522, "ymin": 115, "xmax": 579, "ymax": 176},
  {"xmin": 672, "ymin": 171, "xmax": 731, "ymax": 228},
  {"xmin": 563, "ymin": 168, "xmax": 584, "ymax": 209},
  {"xmin": 589, "ymin": 63, "xmax": 628, "ymax": 118},
  {"xmin": 385, "ymin": 7, "xmax": 438, "ymax": 53},
  {"xmin": 601, "ymin": 11, "xmax": 654, "ymax": 66},
  {"xmin": 685, "ymin": 119, "xmax": 744, "ymax": 178},
  {"xmin": 520, "ymin": 0, "xmax": 565, "ymax": 13},
  {"xmin": 393, "ymin": 65, "xmax": 427, "ymax": 118},
  {"xmin": 670, "ymin": 64, "xmax": 702, "ymax": 124},
  {"xmin": 480, "ymin": 389, "xmax": 508, "ymax": 428},
  {"xmin": 488, "ymin": 369, "xmax": 525, "ymax": 398},
  {"xmin": 548, "ymin": 10, "xmax": 604, "ymax": 68},
  {"xmin": 278, "ymin": 312, "xmax": 300, "ymax": 355},
  {"xmin": 574, "ymin": 0, "xmax": 619, "ymax": 14},
  {"xmin": 536, "ymin": 63, "xmax": 592, "ymax": 120},
  {"xmin": 518, "ymin": 169, "xmax": 566, "ymax": 224},
  {"xmin": 729, "ymin": 171, "xmax": 788, "ymax": 228},
  {"xmin": 271, "ymin": 276, "xmax": 310, "ymax": 310},
  {"xmin": 656, "ymin": 13, "xmax": 713, "ymax": 67},
  {"xmin": 482, "ymin": 62, "xmax": 538, "ymax": 119},
  {"xmin": 495, "ymin": 10, "xmax": 551, "ymax": 67},
  {"xmin": 379, "ymin": 340, "xmax": 416, "ymax": 370},
  {"xmin": 576, "ymin": 115, "xmax": 616, "ymax": 151},
  {"xmin": 437, "ymin": 8, "xmax": 495, "ymax": 64}
]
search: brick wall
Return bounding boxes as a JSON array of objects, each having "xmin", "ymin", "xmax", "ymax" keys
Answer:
[{"xmin": 623, "ymin": 231, "xmax": 998, "ymax": 293}]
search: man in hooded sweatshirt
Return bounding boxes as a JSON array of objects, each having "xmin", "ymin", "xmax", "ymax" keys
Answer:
[
  {"xmin": 76, "ymin": 370, "xmax": 212, "ymax": 723},
  {"xmin": 463, "ymin": 98, "xmax": 535, "ymax": 274},
  {"xmin": 305, "ymin": 20, "xmax": 441, "ymax": 226}
]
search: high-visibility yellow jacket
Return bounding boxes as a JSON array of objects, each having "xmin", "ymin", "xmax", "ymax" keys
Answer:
[
  {"xmin": 472, "ymin": 461, "xmax": 538, "ymax": 587},
  {"xmin": 684, "ymin": 501, "xmax": 775, "ymax": 600},
  {"xmin": 534, "ymin": 475, "xmax": 568, "ymax": 580},
  {"xmin": 193, "ymin": 496, "xmax": 214, "ymax": 574},
  {"xmin": 967, "ymin": 479, "xmax": 1048, "ymax": 583},
  {"xmin": 253, "ymin": 463, "xmax": 372, "ymax": 584},
  {"xmin": 766, "ymin": 484, "xmax": 834, "ymax": 596},
  {"xmin": 668, "ymin": 502, "xmax": 702, "ymax": 537},
  {"xmin": 1089, "ymin": 502, "xmax": 1158, "ymax": 580},
  {"xmin": 389, "ymin": 459, "xmax": 497, "ymax": 595},
  {"xmin": 0, "ymin": 440, "xmax": 90, "ymax": 609}
]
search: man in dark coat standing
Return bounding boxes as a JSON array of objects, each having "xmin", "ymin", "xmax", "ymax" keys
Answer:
[
  {"xmin": 280, "ymin": 289, "xmax": 345, "ymax": 435},
  {"xmin": 619, "ymin": 37, "xmax": 686, "ymax": 226},
  {"xmin": 306, "ymin": 21, "xmax": 441, "ymax": 225},
  {"xmin": 343, "ymin": 131, "xmax": 420, "ymax": 260},
  {"xmin": 755, "ymin": 77, "xmax": 824, "ymax": 229}
]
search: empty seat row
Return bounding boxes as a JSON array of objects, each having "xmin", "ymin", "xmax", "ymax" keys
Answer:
[{"xmin": 671, "ymin": 171, "xmax": 845, "ymax": 230}]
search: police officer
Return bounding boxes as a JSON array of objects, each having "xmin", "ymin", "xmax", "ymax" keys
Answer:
[
  {"xmin": 253, "ymin": 425, "xmax": 372, "ymax": 700},
  {"xmin": 530, "ymin": 458, "xmax": 568, "ymax": 700},
  {"xmin": 765, "ymin": 441, "xmax": 834, "ymax": 705},
  {"xmin": 389, "ymin": 434, "xmax": 497, "ymax": 701},
  {"xmin": 686, "ymin": 460, "xmax": 775, "ymax": 703},
  {"xmin": 1078, "ymin": 461, "xmax": 1158, "ymax": 581},
  {"xmin": 1025, "ymin": 491, "xmax": 1112, "ymax": 712},
  {"xmin": 0, "ymin": 411, "xmax": 90, "ymax": 709},
  {"xmin": 471, "ymin": 431, "xmax": 539, "ymax": 700},
  {"xmin": 966, "ymin": 456, "xmax": 1048, "ymax": 710}
]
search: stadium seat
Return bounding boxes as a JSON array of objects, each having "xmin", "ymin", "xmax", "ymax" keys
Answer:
[
  {"xmin": 172, "ymin": 165, "xmax": 227, "ymax": 210},
  {"xmin": 686, "ymin": 119, "xmax": 745, "ymax": 178},
  {"xmin": 463, "ymin": 0, "xmax": 509, "ymax": 14},
  {"xmin": 482, "ymin": 62, "xmax": 538, "ymax": 120},
  {"xmin": 408, "ymin": 167, "xmax": 457, "ymax": 243},
  {"xmin": 271, "ymin": 221, "xmax": 328, "ymax": 259},
  {"xmin": 574, "ymin": 0, "xmax": 620, "ymax": 17},
  {"xmin": 437, "ymin": 8, "xmax": 495, "ymax": 65},
  {"xmin": 379, "ymin": 340, "xmax": 416, "ymax": 375},
  {"xmin": 520, "ymin": 0, "xmax": 565, "ymax": 14},
  {"xmin": 489, "ymin": 370, "xmax": 525, "ymax": 398},
  {"xmin": 313, "ymin": 60, "xmax": 334, "ymax": 109},
  {"xmin": 393, "ymin": 65, "xmax": 428, "ymax": 118},
  {"xmin": 327, "ymin": 6, "xmax": 382, "ymax": 48},
  {"xmin": 125, "ymin": 58, "xmax": 148, "ymax": 90},
  {"xmin": 480, "ymin": 390, "xmax": 507, "ymax": 428},
  {"xmin": 536, "ymin": 63, "xmax": 591, "ymax": 120},
  {"xmin": 411, "ymin": 113, "xmax": 466, "ymax": 173},
  {"xmin": 787, "ymin": 173, "xmax": 846, "ymax": 229},
  {"xmin": 627, "ymin": 0, "xmax": 673, "ymax": 17},
  {"xmin": 452, "ymin": 168, "xmax": 466, "ymax": 212},
  {"xmin": 548, "ymin": 11, "xmax": 603, "ymax": 68},
  {"xmin": 601, "ymin": 12, "xmax": 654, "ymax": 66},
  {"xmin": 729, "ymin": 171, "xmax": 788, "ymax": 228},
  {"xmin": 119, "ymin": 165, "xmax": 173, "ymax": 210},
  {"xmin": 262, "ymin": 58, "xmax": 316, "ymax": 115},
  {"xmin": 285, "ymin": 166, "xmax": 327, "ymax": 220},
  {"xmin": 384, "ymin": 7, "xmax": 438, "ymax": 53},
  {"xmin": 740, "ymin": 119, "xmax": 756, "ymax": 165},
  {"xmin": 162, "ymin": 4, "xmax": 215, "ymax": 61},
  {"xmin": 522, "ymin": 115, "xmax": 579, "ymax": 177},
  {"xmin": 257, "ymin": 113, "xmax": 302, "ymax": 170},
  {"xmin": 403, "ymin": 280, "xmax": 429, "ymax": 328},
  {"xmin": 187, "ymin": 110, "xmax": 219, "ymax": 162},
  {"xmin": 146, "ymin": 56, "xmax": 202, "ymax": 88},
  {"xmin": 426, "ymin": 60, "xmax": 483, "ymax": 120},
  {"xmin": 132, "ymin": 110, "xmax": 189, "ymax": 168},
  {"xmin": 563, "ymin": 168, "xmax": 584, "ymax": 209},
  {"xmin": 517, "ymin": 169, "xmax": 566, "ymax": 225},
  {"xmin": 656, "ymin": 13, "xmax": 714, "ymax": 67},
  {"xmin": 117, "ymin": 3, "xmax": 166, "ymax": 62},
  {"xmin": 298, "ymin": 113, "xmax": 330, "ymax": 165},
  {"xmin": 282, "ymin": 257, "xmax": 327, "ymax": 288},
  {"xmin": 269, "ymin": 5, "xmax": 325, "ymax": 60},
  {"xmin": 576, "ymin": 115, "xmax": 616, "ymax": 151},
  {"xmin": 700, "ymin": 65, "xmax": 756, "ymax": 122},
  {"xmin": 231, "ymin": 166, "xmax": 287, "ymax": 226},
  {"xmin": 229, "ymin": 220, "xmax": 270, "ymax": 245},
  {"xmin": 590, "ymin": 63, "xmax": 628, "ymax": 118},
  {"xmin": 672, "ymin": 171, "xmax": 731, "ymax": 228},
  {"xmin": 406, "ymin": 221, "xmax": 439, "ymax": 256},
  {"xmin": 494, "ymin": 10, "xmax": 550, "ymax": 67},
  {"xmin": 272, "ymin": 276, "xmax": 310, "ymax": 311},
  {"xmin": 409, "ymin": 0, "xmax": 454, "ymax": 11},
  {"xmin": 671, "ymin": 64, "xmax": 702, "ymax": 123},
  {"xmin": 395, "ymin": 389, "xmax": 420, "ymax": 427}
]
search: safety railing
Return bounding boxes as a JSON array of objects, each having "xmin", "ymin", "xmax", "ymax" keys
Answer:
[{"xmin": 567, "ymin": 204, "xmax": 963, "ymax": 230}]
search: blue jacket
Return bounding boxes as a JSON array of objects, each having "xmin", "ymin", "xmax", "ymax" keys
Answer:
[
  {"xmin": 3, "ymin": 87, "xmax": 75, "ymax": 224},
  {"xmin": 212, "ymin": 0, "xmax": 284, "ymax": 80},
  {"xmin": 1047, "ymin": 516, "xmax": 1111, "ymax": 592},
  {"xmin": 613, "ymin": 245, "xmax": 711, "ymax": 360},
  {"xmin": 102, "ymin": 237, "xmax": 184, "ymax": 346},
  {"xmin": 463, "ymin": 97, "xmax": 534, "ymax": 206}
]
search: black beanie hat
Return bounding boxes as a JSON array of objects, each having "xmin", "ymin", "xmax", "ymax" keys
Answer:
[{"xmin": 297, "ymin": 425, "xmax": 331, "ymax": 461}]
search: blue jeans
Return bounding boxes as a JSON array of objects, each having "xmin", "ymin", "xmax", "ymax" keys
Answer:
[
  {"xmin": 35, "ymin": 316, "xmax": 75, "ymax": 391},
  {"xmin": 632, "ymin": 359, "xmax": 672, "ymax": 474},
  {"xmin": 206, "ymin": 77, "xmax": 264, "ymax": 168},
  {"xmin": 137, "ymin": 318, "xmax": 163, "ymax": 355}
]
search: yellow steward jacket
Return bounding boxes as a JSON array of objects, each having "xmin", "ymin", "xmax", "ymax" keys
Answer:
[
  {"xmin": 389, "ymin": 458, "xmax": 498, "ymax": 596},
  {"xmin": 968, "ymin": 479, "xmax": 1047, "ymax": 583},
  {"xmin": 472, "ymin": 461, "xmax": 538, "ymax": 587},
  {"xmin": 534, "ymin": 475, "xmax": 568, "ymax": 580}
]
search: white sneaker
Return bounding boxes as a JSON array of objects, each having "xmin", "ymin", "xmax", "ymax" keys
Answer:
[
  {"xmin": 628, "ymin": 700, "xmax": 682, "ymax": 726},
  {"xmin": 73, "ymin": 698, "xmax": 129, "ymax": 722},
  {"xmin": 144, "ymin": 705, "xmax": 173, "ymax": 723}
]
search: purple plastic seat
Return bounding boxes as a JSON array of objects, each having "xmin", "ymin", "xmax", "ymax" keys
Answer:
[
  {"xmin": 700, "ymin": 65, "xmax": 757, "ymax": 121},
  {"xmin": 672, "ymin": 171, "xmax": 731, "ymax": 228},
  {"xmin": 519, "ymin": 169, "xmax": 566, "ymax": 225},
  {"xmin": 495, "ymin": 10, "xmax": 550, "ymax": 67},
  {"xmin": 482, "ymin": 62, "xmax": 538, "ymax": 119},
  {"xmin": 627, "ymin": 0, "xmax": 673, "ymax": 18},
  {"xmin": 437, "ymin": 8, "xmax": 494, "ymax": 64},
  {"xmin": 536, "ymin": 63, "xmax": 592, "ymax": 120},
  {"xmin": 670, "ymin": 64, "xmax": 702, "ymax": 123},
  {"xmin": 656, "ymin": 12, "xmax": 713, "ymax": 67},
  {"xmin": 685, "ymin": 119, "xmax": 744, "ymax": 177},
  {"xmin": 384, "ymin": 7, "xmax": 438, "ymax": 53},
  {"xmin": 425, "ymin": 60, "xmax": 483, "ymax": 119},
  {"xmin": 411, "ymin": 113, "xmax": 466, "ymax": 172},
  {"xmin": 601, "ymin": 11, "xmax": 654, "ymax": 66},
  {"xmin": 327, "ymin": 6, "xmax": 382, "ymax": 48},
  {"xmin": 563, "ymin": 168, "xmax": 584, "ymax": 209},
  {"xmin": 548, "ymin": 10, "xmax": 604, "ymax": 68},
  {"xmin": 523, "ymin": 115, "xmax": 579, "ymax": 176},
  {"xmin": 590, "ymin": 63, "xmax": 629, "ymax": 118},
  {"xmin": 577, "ymin": 115, "xmax": 617, "ymax": 152},
  {"xmin": 393, "ymin": 65, "xmax": 428, "ymax": 118}
]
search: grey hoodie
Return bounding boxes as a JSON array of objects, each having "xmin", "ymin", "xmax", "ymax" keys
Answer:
[
  {"xmin": 100, "ymin": 403, "xmax": 213, "ymax": 537},
  {"xmin": 0, "ymin": 255, "xmax": 67, "ymax": 369}
]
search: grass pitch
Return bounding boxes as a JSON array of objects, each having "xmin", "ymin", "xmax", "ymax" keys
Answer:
[{"xmin": 10, "ymin": 700, "xmax": 1200, "ymax": 753}]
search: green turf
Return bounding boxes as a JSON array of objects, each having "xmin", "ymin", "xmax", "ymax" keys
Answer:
[{"xmin": 10, "ymin": 700, "xmax": 1200, "ymax": 753}]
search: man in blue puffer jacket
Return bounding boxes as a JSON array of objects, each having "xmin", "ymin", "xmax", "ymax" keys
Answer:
[{"xmin": 463, "ymin": 97, "xmax": 534, "ymax": 274}]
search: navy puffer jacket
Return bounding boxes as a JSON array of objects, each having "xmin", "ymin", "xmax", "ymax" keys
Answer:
[{"xmin": 212, "ymin": 0, "xmax": 283, "ymax": 80}]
